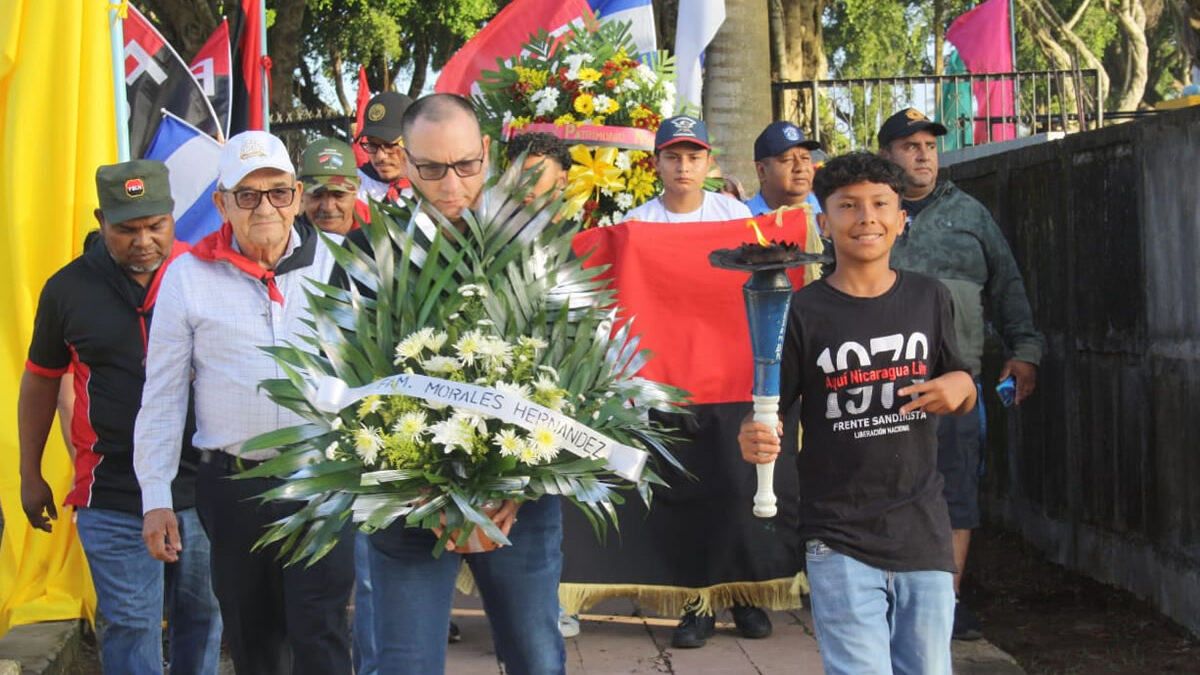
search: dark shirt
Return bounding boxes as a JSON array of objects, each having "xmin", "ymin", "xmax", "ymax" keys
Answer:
[
  {"xmin": 27, "ymin": 241, "xmax": 199, "ymax": 515},
  {"xmin": 780, "ymin": 270, "xmax": 967, "ymax": 572}
]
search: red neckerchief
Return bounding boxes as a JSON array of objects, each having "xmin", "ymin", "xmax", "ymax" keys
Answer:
[
  {"xmin": 190, "ymin": 222, "xmax": 316, "ymax": 306},
  {"xmin": 137, "ymin": 240, "xmax": 191, "ymax": 351},
  {"xmin": 385, "ymin": 177, "xmax": 411, "ymax": 205}
]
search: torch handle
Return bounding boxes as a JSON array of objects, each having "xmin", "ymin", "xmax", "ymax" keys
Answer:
[{"xmin": 752, "ymin": 394, "xmax": 779, "ymax": 518}]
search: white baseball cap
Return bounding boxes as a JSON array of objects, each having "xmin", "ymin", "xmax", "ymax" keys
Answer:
[{"xmin": 218, "ymin": 131, "xmax": 295, "ymax": 188}]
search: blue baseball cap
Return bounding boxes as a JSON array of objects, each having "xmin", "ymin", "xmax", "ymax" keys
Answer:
[
  {"xmin": 655, "ymin": 115, "xmax": 711, "ymax": 151},
  {"xmin": 754, "ymin": 121, "xmax": 821, "ymax": 160}
]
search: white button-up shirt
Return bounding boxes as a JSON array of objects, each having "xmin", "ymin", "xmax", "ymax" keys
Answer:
[{"xmin": 135, "ymin": 227, "xmax": 338, "ymax": 513}]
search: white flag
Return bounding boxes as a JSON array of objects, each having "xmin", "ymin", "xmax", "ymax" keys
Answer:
[{"xmin": 674, "ymin": 0, "xmax": 725, "ymax": 111}]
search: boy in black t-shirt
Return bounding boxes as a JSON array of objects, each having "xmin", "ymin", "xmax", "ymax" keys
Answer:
[{"xmin": 738, "ymin": 152, "xmax": 976, "ymax": 675}]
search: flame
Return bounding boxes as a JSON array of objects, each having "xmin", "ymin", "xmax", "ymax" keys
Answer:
[{"xmin": 746, "ymin": 219, "xmax": 770, "ymax": 247}]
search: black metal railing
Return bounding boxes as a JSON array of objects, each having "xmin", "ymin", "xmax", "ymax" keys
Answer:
[{"xmin": 772, "ymin": 69, "xmax": 1105, "ymax": 155}]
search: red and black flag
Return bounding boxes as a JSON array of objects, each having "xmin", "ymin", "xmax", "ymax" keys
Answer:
[
  {"xmin": 189, "ymin": 18, "xmax": 232, "ymax": 139},
  {"xmin": 559, "ymin": 210, "xmax": 819, "ymax": 616},
  {"xmin": 123, "ymin": 5, "xmax": 220, "ymax": 158},
  {"xmin": 228, "ymin": 0, "xmax": 268, "ymax": 132}
]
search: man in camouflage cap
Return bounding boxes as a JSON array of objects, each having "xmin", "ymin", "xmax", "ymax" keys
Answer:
[{"xmin": 299, "ymin": 137, "xmax": 365, "ymax": 235}]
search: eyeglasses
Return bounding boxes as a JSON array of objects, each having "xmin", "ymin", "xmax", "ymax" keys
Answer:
[
  {"xmin": 404, "ymin": 147, "xmax": 485, "ymax": 181},
  {"xmin": 224, "ymin": 187, "xmax": 296, "ymax": 210},
  {"xmin": 359, "ymin": 139, "xmax": 402, "ymax": 155}
]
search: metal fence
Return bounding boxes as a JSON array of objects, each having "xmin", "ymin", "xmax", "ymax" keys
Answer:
[
  {"xmin": 772, "ymin": 69, "xmax": 1105, "ymax": 155},
  {"xmin": 269, "ymin": 109, "xmax": 356, "ymax": 159}
]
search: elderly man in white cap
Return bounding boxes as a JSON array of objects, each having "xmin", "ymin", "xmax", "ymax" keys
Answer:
[{"xmin": 135, "ymin": 131, "xmax": 354, "ymax": 675}]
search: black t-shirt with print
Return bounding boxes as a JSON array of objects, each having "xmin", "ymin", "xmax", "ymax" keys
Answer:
[{"xmin": 780, "ymin": 270, "xmax": 967, "ymax": 573}]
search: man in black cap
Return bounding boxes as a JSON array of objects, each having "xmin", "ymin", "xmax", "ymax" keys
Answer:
[
  {"xmin": 19, "ymin": 159, "xmax": 222, "ymax": 674},
  {"xmin": 357, "ymin": 90, "xmax": 415, "ymax": 205},
  {"xmin": 878, "ymin": 107, "xmax": 1045, "ymax": 641},
  {"xmin": 746, "ymin": 120, "xmax": 823, "ymax": 217}
]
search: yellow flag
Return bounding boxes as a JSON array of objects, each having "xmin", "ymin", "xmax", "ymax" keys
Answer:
[{"xmin": 0, "ymin": 0, "xmax": 115, "ymax": 633}]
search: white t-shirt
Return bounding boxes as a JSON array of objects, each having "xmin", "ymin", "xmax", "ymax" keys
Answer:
[{"xmin": 622, "ymin": 191, "xmax": 753, "ymax": 224}]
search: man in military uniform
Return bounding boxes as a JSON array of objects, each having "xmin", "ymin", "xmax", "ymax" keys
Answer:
[{"xmin": 299, "ymin": 137, "xmax": 367, "ymax": 235}]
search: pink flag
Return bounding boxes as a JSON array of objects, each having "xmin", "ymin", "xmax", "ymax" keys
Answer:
[
  {"xmin": 946, "ymin": 0, "xmax": 1015, "ymax": 142},
  {"xmin": 435, "ymin": 0, "xmax": 591, "ymax": 96}
]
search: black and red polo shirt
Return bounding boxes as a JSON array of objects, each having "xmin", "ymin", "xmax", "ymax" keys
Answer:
[{"xmin": 26, "ymin": 238, "xmax": 199, "ymax": 515}]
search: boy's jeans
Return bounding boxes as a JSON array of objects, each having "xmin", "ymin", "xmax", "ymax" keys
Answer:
[{"xmin": 806, "ymin": 539, "xmax": 953, "ymax": 675}]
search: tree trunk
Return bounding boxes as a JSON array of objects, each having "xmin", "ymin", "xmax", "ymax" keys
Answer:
[
  {"xmin": 408, "ymin": 37, "xmax": 430, "ymax": 98},
  {"xmin": 1015, "ymin": 0, "xmax": 1110, "ymax": 103},
  {"xmin": 1112, "ymin": 0, "xmax": 1150, "ymax": 110},
  {"xmin": 703, "ymin": 0, "xmax": 772, "ymax": 188},
  {"xmin": 331, "ymin": 51, "xmax": 351, "ymax": 115},
  {"xmin": 769, "ymin": 0, "xmax": 787, "ymax": 118},
  {"xmin": 933, "ymin": 0, "xmax": 945, "ymax": 76},
  {"xmin": 267, "ymin": 0, "xmax": 307, "ymax": 116},
  {"xmin": 782, "ymin": 0, "xmax": 825, "ymax": 140}
]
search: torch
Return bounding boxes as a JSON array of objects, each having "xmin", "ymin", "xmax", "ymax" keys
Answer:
[{"xmin": 710, "ymin": 220, "xmax": 828, "ymax": 518}]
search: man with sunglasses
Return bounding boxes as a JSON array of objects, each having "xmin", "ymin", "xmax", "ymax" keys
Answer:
[
  {"xmin": 357, "ymin": 91, "xmax": 415, "ymax": 206},
  {"xmin": 338, "ymin": 93, "xmax": 566, "ymax": 675},
  {"xmin": 136, "ymin": 131, "xmax": 355, "ymax": 675}
]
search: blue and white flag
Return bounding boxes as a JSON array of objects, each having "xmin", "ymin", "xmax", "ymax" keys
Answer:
[
  {"xmin": 589, "ymin": 0, "xmax": 657, "ymax": 54},
  {"xmin": 144, "ymin": 111, "xmax": 223, "ymax": 244},
  {"xmin": 675, "ymin": 0, "xmax": 725, "ymax": 110}
]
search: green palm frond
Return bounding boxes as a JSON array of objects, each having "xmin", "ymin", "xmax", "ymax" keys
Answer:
[{"xmin": 241, "ymin": 163, "xmax": 690, "ymax": 565}]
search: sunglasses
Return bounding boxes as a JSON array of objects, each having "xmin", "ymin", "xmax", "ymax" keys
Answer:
[{"xmin": 223, "ymin": 187, "xmax": 296, "ymax": 210}]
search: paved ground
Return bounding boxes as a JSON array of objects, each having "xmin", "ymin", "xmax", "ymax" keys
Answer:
[
  {"xmin": 0, "ymin": 595, "xmax": 1024, "ymax": 674},
  {"xmin": 447, "ymin": 596, "xmax": 1025, "ymax": 675}
]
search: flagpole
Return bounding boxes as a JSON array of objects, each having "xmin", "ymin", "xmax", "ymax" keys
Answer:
[
  {"xmin": 260, "ymin": 0, "xmax": 270, "ymax": 131},
  {"xmin": 1009, "ymin": 0, "xmax": 1020, "ymax": 132},
  {"xmin": 109, "ymin": 3, "xmax": 131, "ymax": 160}
]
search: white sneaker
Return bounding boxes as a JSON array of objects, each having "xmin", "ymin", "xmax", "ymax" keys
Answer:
[{"xmin": 558, "ymin": 610, "xmax": 581, "ymax": 638}]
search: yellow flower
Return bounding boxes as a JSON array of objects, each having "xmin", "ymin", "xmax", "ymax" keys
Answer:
[
  {"xmin": 563, "ymin": 145, "xmax": 626, "ymax": 217},
  {"xmin": 625, "ymin": 166, "xmax": 658, "ymax": 203},
  {"xmin": 573, "ymin": 94, "xmax": 595, "ymax": 116},
  {"xmin": 509, "ymin": 116, "xmax": 531, "ymax": 130},
  {"xmin": 629, "ymin": 106, "xmax": 653, "ymax": 121},
  {"xmin": 577, "ymin": 67, "xmax": 602, "ymax": 83},
  {"xmin": 554, "ymin": 113, "xmax": 576, "ymax": 126},
  {"xmin": 514, "ymin": 66, "xmax": 548, "ymax": 89}
]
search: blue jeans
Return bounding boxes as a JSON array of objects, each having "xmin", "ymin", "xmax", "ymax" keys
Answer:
[
  {"xmin": 76, "ymin": 507, "xmax": 164, "ymax": 675},
  {"xmin": 805, "ymin": 540, "xmax": 953, "ymax": 675},
  {"xmin": 164, "ymin": 508, "xmax": 223, "ymax": 675},
  {"xmin": 368, "ymin": 497, "xmax": 565, "ymax": 675},
  {"xmin": 353, "ymin": 531, "xmax": 378, "ymax": 675}
]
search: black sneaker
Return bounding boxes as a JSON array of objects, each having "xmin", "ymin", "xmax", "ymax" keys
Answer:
[
  {"xmin": 671, "ymin": 611, "xmax": 716, "ymax": 649},
  {"xmin": 952, "ymin": 602, "xmax": 983, "ymax": 641},
  {"xmin": 448, "ymin": 620, "xmax": 462, "ymax": 643},
  {"xmin": 730, "ymin": 605, "xmax": 772, "ymax": 639}
]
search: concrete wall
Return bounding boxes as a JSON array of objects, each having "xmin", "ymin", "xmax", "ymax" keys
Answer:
[{"xmin": 943, "ymin": 105, "xmax": 1200, "ymax": 635}]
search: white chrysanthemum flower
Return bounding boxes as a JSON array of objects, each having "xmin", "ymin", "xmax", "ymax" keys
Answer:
[
  {"xmin": 429, "ymin": 417, "xmax": 471, "ymax": 453},
  {"xmin": 478, "ymin": 336, "xmax": 513, "ymax": 370},
  {"xmin": 425, "ymin": 330, "xmax": 449, "ymax": 352},
  {"xmin": 614, "ymin": 151, "xmax": 632, "ymax": 172},
  {"xmin": 518, "ymin": 336, "xmax": 548, "ymax": 351},
  {"xmin": 635, "ymin": 63, "xmax": 657, "ymax": 84},
  {"xmin": 527, "ymin": 424, "xmax": 559, "ymax": 462},
  {"xmin": 534, "ymin": 374, "xmax": 559, "ymax": 392},
  {"xmin": 495, "ymin": 380, "xmax": 532, "ymax": 400},
  {"xmin": 353, "ymin": 425, "xmax": 384, "ymax": 465},
  {"xmin": 394, "ymin": 333, "xmax": 425, "ymax": 363},
  {"xmin": 454, "ymin": 329, "xmax": 485, "ymax": 366},
  {"xmin": 357, "ymin": 395, "xmax": 383, "ymax": 418},
  {"xmin": 600, "ymin": 188, "xmax": 613, "ymax": 198},
  {"xmin": 615, "ymin": 192, "xmax": 634, "ymax": 209},
  {"xmin": 422, "ymin": 355, "xmax": 461, "ymax": 375},
  {"xmin": 458, "ymin": 283, "xmax": 489, "ymax": 298},
  {"xmin": 391, "ymin": 411, "xmax": 427, "ymax": 441},
  {"xmin": 593, "ymin": 94, "xmax": 614, "ymax": 113},
  {"xmin": 502, "ymin": 109, "xmax": 515, "ymax": 125},
  {"xmin": 493, "ymin": 428, "xmax": 522, "ymax": 457},
  {"xmin": 597, "ymin": 215, "xmax": 613, "ymax": 227},
  {"xmin": 324, "ymin": 440, "xmax": 340, "ymax": 460}
]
